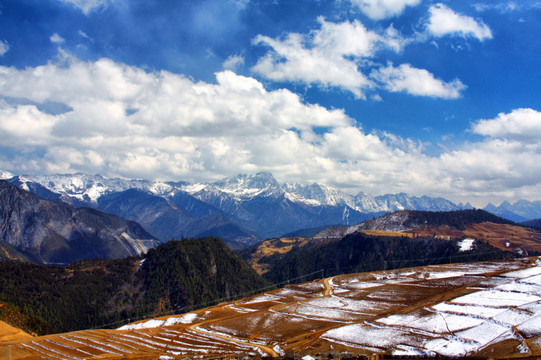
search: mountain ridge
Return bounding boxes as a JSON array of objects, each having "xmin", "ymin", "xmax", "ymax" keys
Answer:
[{"xmin": 3, "ymin": 171, "xmax": 540, "ymax": 245}]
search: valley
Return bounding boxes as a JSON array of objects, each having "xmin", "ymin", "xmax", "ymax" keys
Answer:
[{"xmin": 2, "ymin": 257, "xmax": 541, "ymax": 359}]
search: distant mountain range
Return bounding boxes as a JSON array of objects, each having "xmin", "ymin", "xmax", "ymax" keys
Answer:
[{"xmin": 1, "ymin": 171, "xmax": 540, "ymax": 246}]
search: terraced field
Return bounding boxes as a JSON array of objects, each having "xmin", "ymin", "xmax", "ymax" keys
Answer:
[{"xmin": 3, "ymin": 257, "xmax": 541, "ymax": 359}]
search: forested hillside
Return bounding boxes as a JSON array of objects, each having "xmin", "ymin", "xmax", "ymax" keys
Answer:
[
  {"xmin": 263, "ymin": 232, "xmax": 516, "ymax": 284},
  {"xmin": 403, "ymin": 209, "xmax": 516, "ymax": 229},
  {"xmin": 0, "ymin": 237, "xmax": 268, "ymax": 335}
]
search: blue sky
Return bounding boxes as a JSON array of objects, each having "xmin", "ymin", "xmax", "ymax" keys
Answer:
[{"xmin": 0, "ymin": 0, "xmax": 540, "ymax": 206}]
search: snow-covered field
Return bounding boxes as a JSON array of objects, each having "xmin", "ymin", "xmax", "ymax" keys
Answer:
[
  {"xmin": 6, "ymin": 257, "xmax": 541, "ymax": 359},
  {"xmin": 321, "ymin": 257, "xmax": 541, "ymax": 357}
]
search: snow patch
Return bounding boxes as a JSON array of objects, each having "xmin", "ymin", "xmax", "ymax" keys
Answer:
[{"xmin": 458, "ymin": 238, "xmax": 475, "ymax": 252}]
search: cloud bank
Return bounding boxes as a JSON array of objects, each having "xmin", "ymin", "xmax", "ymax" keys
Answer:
[{"xmin": 0, "ymin": 57, "xmax": 539, "ymax": 204}]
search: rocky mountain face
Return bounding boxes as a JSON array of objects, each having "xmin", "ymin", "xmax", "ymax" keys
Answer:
[
  {"xmin": 0, "ymin": 181, "xmax": 158, "ymax": 265},
  {"xmin": 3, "ymin": 171, "xmax": 539, "ymax": 246}
]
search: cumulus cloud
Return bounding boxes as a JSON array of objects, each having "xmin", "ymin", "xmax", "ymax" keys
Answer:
[
  {"xmin": 0, "ymin": 57, "xmax": 353, "ymax": 181},
  {"xmin": 348, "ymin": 0, "xmax": 422, "ymax": 20},
  {"xmin": 223, "ymin": 54, "xmax": 245, "ymax": 70},
  {"xmin": 0, "ymin": 56, "xmax": 538, "ymax": 203},
  {"xmin": 426, "ymin": 3, "xmax": 493, "ymax": 41},
  {"xmin": 252, "ymin": 17, "xmax": 407, "ymax": 98},
  {"xmin": 472, "ymin": 108, "xmax": 541, "ymax": 143},
  {"xmin": 436, "ymin": 109, "xmax": 541, "ymax": 201},
  {"xmin": 370, "ymin": 63, "xmax": 466, "ymax": 99}
]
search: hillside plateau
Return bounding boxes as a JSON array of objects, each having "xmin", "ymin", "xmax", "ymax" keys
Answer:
[{"xmin": 2, "ymin": 257, "xmax": 541, "ymax": 359}]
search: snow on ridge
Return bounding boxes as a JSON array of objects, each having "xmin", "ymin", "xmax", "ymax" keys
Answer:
[
  {"xmin": 0, "ymin": 170, "xmax": 14, "ymax": 179},
  {"xmin": 181, "ymin": 183, "xmax": 208, "ymax": 194}
]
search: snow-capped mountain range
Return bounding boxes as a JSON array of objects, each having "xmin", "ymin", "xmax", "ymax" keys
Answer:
[
  {"xmin": 6, "ymin": 171, "xmax": 462, "ymax": 211},
  {"xmin": 2, "ymin": 171, "xmax": 539, "ymax": 246}
]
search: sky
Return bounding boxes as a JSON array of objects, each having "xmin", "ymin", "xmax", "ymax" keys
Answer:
[{"xmin": 0, "ymin": 0, "xmax": 540, "ymax": 206}]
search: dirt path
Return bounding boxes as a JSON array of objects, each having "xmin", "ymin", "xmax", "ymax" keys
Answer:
[{"xmin": 322, "ymin": 277, "xmax": 333, "ymax": 296}]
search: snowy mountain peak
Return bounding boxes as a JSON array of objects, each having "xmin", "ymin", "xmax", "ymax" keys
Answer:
[
  {"xmin": 210, "ymin": 172, "xmax": 283, "ymax": 199},
  {"xmin": 0, "ymin": 170, "xmax": 14, "ymax": 179},
  {"xmin": 214, "ymin": 172, "xmax": 280, "ymax": 189},
  {"xmin": 11, "ymin": 173, "xmax": 176, "ymax": 204},
  {"xmin": 282, "ymin": 182, "xmax": 353, "ymax": 207}
]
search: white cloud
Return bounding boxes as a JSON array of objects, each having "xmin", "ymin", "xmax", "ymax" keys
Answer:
[
  {"xmin": 0, "ymin": 40, "xmax": 9, "ymax": 56},
  {"xmin": 435, "ymin": 109, "xmax": 541, "ymax": 202},
  {"xmin": 0, "ymin": 56, "xmax": 539, "ymax": 203},
  {"xmin": 57, "ymin": 0, "xmax": 114, "ymax": 14},
  {"xmin": 473, "ymin": 2, "xmax": 517, "ymax": 12},
  {"xmin": 0, "ymin": 57, "xmax": 352, "ymax": 181},
  {"xmin": 348, "ymin": 0, "xmax": 422, "ymax": 20},
  {"xmin": 252, "ymin": 17, "xmax": 406, "ymax": 98},
  {"xmin": 472, "ymin": 108, "xmax": 541, "ymax": 143},
  {"xmin": 223, "ymin": 54, "xmax": 245, "ymax": 70},
  {"xmin": 50, "ymin": 33, "xmax": 65, "ymax": 44},
  {"xmin": 78, "ymin": 31, "xmax": 94, "ymax": 43},
  {"xmin": 370, "ymin": 63, "xmax": 466, "ymax": 99},
  {"xmin": 473, "ymin": 2, "xmax": 541, "ymax": 13},
  {"xmin": 427, "ymin": 3, "xmax": 493, "ymax": 41}
]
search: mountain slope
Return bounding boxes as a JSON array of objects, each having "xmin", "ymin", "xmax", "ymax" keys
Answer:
[
  {"xmin": 0, "ymin": 181, "xmax": 158, "ymax": 265},
  {"xmin": 355, "ymin": 209, "xmax": 541, "ymax": 255},
  {"xmin": 96, "ymin": 188, "xmax": 259, "ymax": 247},
  {"xmin": 262, "ymin": 231, "xmax": 514, "ymax": 284},
  {"xmin": 0, "ymin": 237, "xmax": 268, "ymax": 335},
  {"xmin": 243, "ymin": 209, "xmax": 539, "ymax": 277},
  {"xmin": 358, "ymin": 209, "xmax": 515, "ymax": 232},
  {"xmin": 484, "ymin": 200, "xmax": 541, "ymax": 222}
]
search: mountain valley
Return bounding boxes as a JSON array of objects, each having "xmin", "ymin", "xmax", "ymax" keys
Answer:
[{"xmin": 0, "ymin": 237, "xmax": 268, "ymax": 335}]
